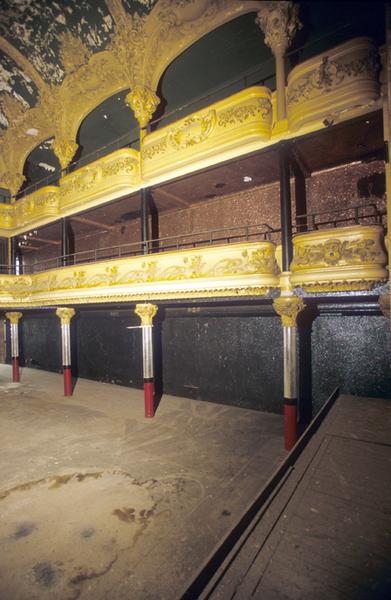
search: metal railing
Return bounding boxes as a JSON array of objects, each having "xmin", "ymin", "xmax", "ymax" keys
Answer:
[
  {"xmin": 295, "ymin": 203, "xmax": 384, "ymax": 232},
  {"xmin": 21, "ymin": 222, "xmax": 279, "ymax": 274}
]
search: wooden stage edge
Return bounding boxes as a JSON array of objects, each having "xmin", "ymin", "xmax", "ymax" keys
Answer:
[{"xmin": 181, "ymin": 389, "xmax": 391, "ymax": 599}]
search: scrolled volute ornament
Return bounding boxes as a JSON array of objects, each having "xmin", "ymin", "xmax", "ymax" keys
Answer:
[
  {"xmin": 135, "ymin": 303, "xmax": 158, "ymax": 326},
  {"xmin": 273, "ymin": 295, "xmax": 305, "ymax": 327},
  {"xmin": 126, "ymin": 86, "xmax": 160, "ymax": 129},
  {"xmin": 256, "ymin": 1, "xmax": 301, "ymax": 55},
  {"xmin": 56, "ymin": 307, "xmax": 76, "ymax": 325},
  {"xmin": 5, "ymin": 312, "xmax": 23, "ymax": 325}
]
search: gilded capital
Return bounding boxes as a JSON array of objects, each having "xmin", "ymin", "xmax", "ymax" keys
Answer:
[
  {"xmin": 56, "ymin": 307, "xmax": 76, "ymax": 325},
  {"xmin": 126, "ymin": 86, "xmax": 160, "ymax": 129},
  {"xmin": 273, "ymin": 296, "xmax": 305, "ymax": 327},
  {"xmin": 135, "ymin": 303, "xmax": 158, "ymax": 326},
  {"xmin": 5, "ymin": 312, "xmax": 23, "ymax": 325},
  {"xmin": 52, "ymin": 138, "xmax": 79, "ymax": 170},
  {"xmin": 256, "ymin": 1, "xmax": 301, "ymax": 55}
]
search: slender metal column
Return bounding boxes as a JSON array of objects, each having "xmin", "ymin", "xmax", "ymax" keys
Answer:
[
  {"xmin": 10, "ymin": 236, "xmax": 18, "ymax": 274},
  {"xmin": 5, "ymin": 312, "xmax": 22, "ymax": 382},
  {"xmin": 141, "ymin": 188, "xmax": 149, "ymax": 254},
  {"xmin": 135, "ymin": 303, "xmax": 158, "ymax": 417},
  {"xmin": 61, "ymin": 217, "xmax": 70, "ymax": 266},
  {"xmin": 273, "ymin": 296, "xmax": 305, "ymax": 450},
  {"xmin": 279, "ymin": 142, "xmax": 293, "ymax": 271},
  {"xmin": 56, "ymin": 307, "xmax": 75, "ymax": 396}
]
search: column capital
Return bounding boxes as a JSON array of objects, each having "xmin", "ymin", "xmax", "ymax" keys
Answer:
[
  {"xmin": 135, "ymin": 303, "xmax": 158, "ymax": 326},
  {"xmin": 256, "ymin": 1, "xmax": 301, "ymax": 56},
  {"xmin": 273, "ymin": 295, "xmax": 305, "ymax": 327},
  {"xmin": 126, "ymin": 85, "xmax": 160, "ymax": 130},
  {"xmin": 56, "ymin": 307, "xmax": 75, "ymax": 325},
  {"xmin": 5, "ymin": 311, "xmax": 22, "ymax": 324},
  {"xmin": 52, "ymin": 137, "xmax": 78, "ymax": 170}
]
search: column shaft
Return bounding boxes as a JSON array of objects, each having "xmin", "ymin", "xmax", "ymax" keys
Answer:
[
  {"xmin": 141, "ymin": 188, "xmax": 149, "ymax": 254},
  {"xmin": 142, "ymin": 325, "xmax": 154, "ymax": 417},
  {"xmin": 56, "ymin": 308, "xmax": 75, "ymax": 396},
  {"xmin": 283, "ymin": 326, "xmax": 297, "ymax": 450},
  {"xmin": 279, "ymin": 143, "xmax": 293, "ymax": 270}
]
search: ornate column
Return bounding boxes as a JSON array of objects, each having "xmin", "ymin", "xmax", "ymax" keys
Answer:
[
  {"xmin": 5, "ymin": 312, "xmax": 22, "ymax": 382},
  {"xmin": 256, "ymin": 1, "xmax": 301, "ymax": 124},
  {"xmin": 126, "ymin": 85, "xmax": 160, "ymax": 141},
  {"xmin": 55, "ymin": 307, "xmax": 75, "ymax": 396},
  {"xmin": 141, "ymin": 187, "xmax": 150, "ymax": 254},
  {"xmin": 273, "ymin": 294, "xmax": 305, "ymax": 450},
  {"xmin": 135, "ymin": 303, "xmax": 158, "ymax": 418}
]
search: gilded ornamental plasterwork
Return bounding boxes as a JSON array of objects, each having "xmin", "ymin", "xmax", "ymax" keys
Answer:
[
  {"xmin": 0, "ymin": 241, "xmax": 279, "ymax": 307},
  {"xmin": 290, "ymin": 225, "xmax": 387, "ymax": 292},
  {"xmin": 0, "ymin": 0, "xmax": 263, "ymax": 195},
  {"xmin": 142, "ymin": 86, "xmax": 273, "ymax": 181},
  {"xmin": 287, "ymin": 37, "xmax": 380, "ymax": 131}
]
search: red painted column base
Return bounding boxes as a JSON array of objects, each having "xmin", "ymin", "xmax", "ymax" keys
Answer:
[
  {"xmin": 12, "ymin": 357, "xmax": 20, "ymax": 383},
  {"xmin": 284, "ymin": 401, "xmax": 297, "ymax": 451},
  {"xmin": 144, "ymin": 380, "xmax": 155, "ymax": 418},
  {"xmin": 63, "ymin": 366, "xmax": 72, "ymax": 396}
]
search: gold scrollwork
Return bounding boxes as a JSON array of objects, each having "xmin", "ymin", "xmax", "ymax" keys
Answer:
[
  {"xmin": 218, "ymin": 98, "xmax": 271, "ymax": 127},
  {"xmin": 167, "ymin": 110, "xmax": 217, "ymax": 149},
  {"xmin": 135, "ymin": 303, "xmax": 158, "ymax": 326},
  {"xmin": 273, "ymin": 296, "xmax": 305, "ymax": 327},
  {"xmin": 55, "ymin": 307, "xmax": 76, "ymax": 325},
  {"xmin": 5, "ymin": 311, "xmax": 23, "ymax": 324},
  {"xmin": 292, "ymin": 237, "xmax": 381, "ymax": 269}
]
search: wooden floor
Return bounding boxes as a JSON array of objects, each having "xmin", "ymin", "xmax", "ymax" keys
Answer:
[{"xmin": 192, "ymin": 394, "xmax": 391, "ymax": 600}]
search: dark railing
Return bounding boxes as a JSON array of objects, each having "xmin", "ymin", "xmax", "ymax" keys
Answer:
[
  {"xmin": 295, "ymin": 203, "xmax": 384, "ymax": 232},
  {"xmin": 20, "ymin": 223, "xmax": 279, "ymax": 274}
]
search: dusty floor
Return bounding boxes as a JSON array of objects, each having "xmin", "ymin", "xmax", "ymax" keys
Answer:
[{"xmin": 0, "ymin": 365, "xmax": 285, "ymax": 600}]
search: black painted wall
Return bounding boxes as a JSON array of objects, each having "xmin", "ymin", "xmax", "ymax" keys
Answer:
[{"xmin": 6, "ymin": 299, "xmax": 391, "ymax": 417}]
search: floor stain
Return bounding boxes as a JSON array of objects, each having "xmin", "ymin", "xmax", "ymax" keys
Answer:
[
  {"xmin": 12, "ymin": 522, "xmax": 36, "ymax": 540},
  {"xmin": 33, "ymin": 561, "xmax": 59, "ymax": 587},
  {"xmin": 112, "ymin": 507, "xmax": 136, "ymax": 523}
]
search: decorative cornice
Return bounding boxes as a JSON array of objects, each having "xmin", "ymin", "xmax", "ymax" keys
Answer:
[
  {"xmin": 5, "ymin": 311, "xmax": 23, "ymax": 324},
  {"xmin": 55, "ymin": 307, "xmax": 76, "ymax": 325},
  {"xmin": 273, "ymin": 295, "xmax": 305, "ymax": 327},
  {"xmin": 135, "ymin": 303, "xmax": 158, "ymax": 326}
]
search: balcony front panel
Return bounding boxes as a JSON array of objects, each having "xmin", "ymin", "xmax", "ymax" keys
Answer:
[
  {"xmin": 60, "ymin": 148, "xmax": 140, "ymax": 213},
  {"xmin": 287, "ymin": 37, "xmax": 380, "ymax": 132},
  {"xmin": 0, "ymin": 241, "xmax": 279, "ymax": 307},
  {"xmin": 290, "ymin": 225, "xmax": 387, "ymax": 292},
  {"xmin": 0, "ymin": 186, "xmax": 60, "ymax": 235},
  {"xmin": 142, "ymin": 86, "xmax": 272, "ymax": 183}
]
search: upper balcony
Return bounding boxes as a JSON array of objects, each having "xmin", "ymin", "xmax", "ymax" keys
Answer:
[{"xmin": 0, "ymin": 37, "xmax": 382, "ymax": 238}]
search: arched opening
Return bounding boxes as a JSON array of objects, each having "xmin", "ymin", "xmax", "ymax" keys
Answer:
[
  {"xmin": 74, "ymin": 89, "xmax": 139, "ymax": 170},
  {"xmin": 153, "ymin": 12, "xmax": 274, "ymax": 130},
  {"xmin": 19, "ymin": 138, "xmax": 60, "ymax": 198}
]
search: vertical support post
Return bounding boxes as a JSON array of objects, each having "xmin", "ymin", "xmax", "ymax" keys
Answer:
[
  {"xmin": 273, "ymin": 295, "xmax": 305, "ymax": 450},
  {"xmin": 141, "ymin": 188, "xmax": 149, "ymax": 254},
  {"xmin": 256, "ymin": 2, "xmax": 301, "ymax": 127},
  {"xmin": 10, "ymin": 236, "xmax": 18, "ymax": 274},
  {"xmin": 5, "ymin": 312, "xmax": 22, "ymax": 382},
  {"xmin": 61, "ymin": 217, "xmax": 70, "ymax": 266},
  {"xmin": 135, "ymin": 303, "xmax": 158, "ymax": 418},
  {"xmin": 384, "ymin": 4, "xmax": 391, "ymax": 326},
  {"xmin": 55, "ymin": 307, "xmax": 75, "ymax": 396},
  {"xmin": 279, "ymin": 142, "xmax": 293, "ymax": 271}
]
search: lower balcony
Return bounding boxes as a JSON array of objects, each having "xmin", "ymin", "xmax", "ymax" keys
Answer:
[{"xmin": 0, "ymin": 240, "xmax": 280, "ymax": 307}]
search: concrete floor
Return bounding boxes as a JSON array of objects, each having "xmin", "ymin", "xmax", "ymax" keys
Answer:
[{"xmin": 0, "ymin": 365, "xmax": 285, "ymax": 600}]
